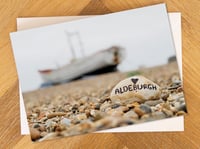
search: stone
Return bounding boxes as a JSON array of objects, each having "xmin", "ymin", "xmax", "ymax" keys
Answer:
[
  {"xmin": 90, "ymin": 110, "xmax": 104, "ymax": 121},
  {"xmin": 107, "ymin": 109, "xmax": 124, "ymax": 116},
  {"xmin": 33, "ymin": 124, "xmax": 46, "ymax": 132},
  {"xmin": 100, "ymin": 102, "xmax": 112, "ymax": 112},
  {"xmin": 110, "ymin": 76, "xmax": 161, "ymax": 101},
  {"xmin": 144, "ymin": 99, "xmax": 163, "ymax": 106},
  {"xmin": 176, "ymin": 111, "xmax": 186, "ymax": 116},
  {"xmin": 99, "ymin": 96, "xmax": 111, "ymax": 103},
  {"xmin": 151, "ymin": 111, "xmax": 166, "ymax": 119},
  {"xmin": 47, "ymin": 112, "xmax": 66, "ymax": 119},
  {"xmin": 76, "ymin": 113, "xmax": 87, "ymax": 121},
  {"xmin": 33, "ymin": 123, "xmax": 40, "ymax": 129},
  {"xmin": 126, "ymin": 102, "xmax": 140, "ymax": 108},
  {"xmin": 176, "ymin": 103, "xmax": 187, "ymax": 112},
  {"xmin": 40, "ymin": 131, "xmax": 48, "ymax": 137},
  {"xmin": 179, "ymin": 98, "xmax": 185, "ymax": 103},
  {"xmin": 60, "ymin": 118, "xmax": 71, "ymax": 126},
  {"xmin": 77, "ymin": 122, "xmax": 94, "ymax": 133},
  {"xmin": 91, "ymin": 103, "xmax": 101, "ymax": 110},
  {"xmin": 85, "ymin": 109, "xmax": 90, "ymax": 117},
  {"xmin": 141, "ymin": 114, "xmax": 150, "ymax": 120},
  {"xmin": 38, "ymin": 112, "xmax": 46, "ymax": 120},
  {"xmin": 167, "ymin": 93, "xmax": 184, "ymax": 102},
  {"xmin": 38, "ymin": 133, "xmax": 58, "ymax": 142},
  {"xmin": 30, "ymin": 128, "xmax": 41, "ymax": 141},
  {"xmin": 124, "ymin": 110, "xmax": 138, "ymax": 119},
  {"xmin": 115, "ymin": 106, "xmax": 129, "ymax": 113},
  {"xmin": 55, "ymin": 124, "xmax": 66, "ymax": 132},
  {"xmin": 39, "ymin": 124, "xmax": 46, "ymax": 132},
  {"xmin": 134, "ymin": 107, "xmax": 145, "ymax": 117},
  {"xmin": 171, "ymin": 75, "xmax": 181, "ymax": 84},
  {"xmin": 139, "ymin": 104, "xmax": 152, "ymax": 114},
  {"xmin": 111, "ymin": 103, "xmax": 121, "ymax": 109},
  {"xmin": 176, "ymin": 87, "xmax": 183, "ymax": 92},
  {"xmin": 122, "ymin": 98, "xmax": 143, "ymax": 104},
  {"xmin": 46, "ymin": 119, "xmax": 57, "ymax": 131},
  {"xmin": 161, "ymin": 92, "xmax": 169, "ymax": 101},
  {"xmin": 162, "ymin": 108, "xmax": 173, "ymax": 117},
  {"xmin": 79, "ymin": 105, "xmax": 86, "ymax": 113},
  {"xmin": 174, "ymin": 102, "xmax": 181, "ymax": 109}
]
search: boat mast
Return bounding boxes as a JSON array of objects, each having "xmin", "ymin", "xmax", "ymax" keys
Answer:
[
  {"xmin": 76, "ymin": 32, "xmax": 85, "ymax": 57},
  {"xmin": 65, "ymin": 31, "xmax": 85, "ymax": 61},
  {"xmin": 65, "ymin": 31, "xmax": 76, "ymax": 61}
]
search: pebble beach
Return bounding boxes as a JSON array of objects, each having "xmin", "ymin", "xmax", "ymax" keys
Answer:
[{"xmin": 23, "ymin": 62, "xmax": 186, "ymax": 141}]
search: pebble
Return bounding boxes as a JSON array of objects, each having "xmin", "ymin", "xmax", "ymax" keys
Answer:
[
  {"xmin": 38, "ymin": 112, "xmax": 46, "ymax": 120},
  {"xmin": 32, "ymin": 113, "xmax": 38, "ymax": 118},
  {"xmin": 71, "ymin": 118, "xmax": 80, "ymax": 125},
  {"xmin": 85, "ymin": 109, "xmax": 90, "ymax": 117},
  {"xmin": 171, "ymin": 75, "xmax": 181, "ymax": 84},
  {"xmin": 33, "ymin": 124, "xmax": 46, "ymax": 132},
  {"xmin": 111, "ymin": 103, "xmax": 121, "ymax": 109},
  {"xmin": 78, "ymin": 122, "xmax": 93, "ymax": 132},
  {"xmin": 46, "ymin": 119, "xmax": 57, "ymax": 131},
  {"xmin": 38, "ymin": 133, "xmax": 58, "ymax": 142},
  {"xmin": 40, "ymin": 131, "xmax": 48, "ymax": 137},
  {"xmin": 40, "ymin": 117, "xmax": 48, "ymax": 122},
  {"xmin": 60, "ymin": 118, "xmax": 71, "ymax": 126},
  {"xmin": 176, "ymin": 111, "xmax": 185, "ymax": 116},
  {"xmin": 161, "ymin": 91, "xmax": 169, "ymax": 101},
  {"xmin": 139, "ymin": 104, "xmax": 152, "ymax": 114},
  {"xmin": 124, "ymin": 110, "xmax": 138, "ymax": 119},
  {"xmin": 167, "ymin": 93, "xmax": 184, "ymax": 102},
  {"xmin": 107, "ymin": 109, "xmax": 124, "ymax": 116},
  {"xmin": 47, "ymin": 112, "xmax": 66, "ymax": 119},
  {"xmin": 99, "ymin": 96, "xmax": 111, "ymax": 103},
  {"xmin": 174, "ymin": 102, "xmax": 181, "ymax": 109},
  {"xmin": 162, "ymin": 103, "xmax": 171, "ymax": 110},
  {"xmin": 162, "ymin": 108, "xmax": 173, "ymax": 117},
  {"xmin": 151, "ymin": 111, "xmax": 166, "ymax": 119},
  {"xmin": 26, "ymin": 70, "xmax": 187, "ymax": 142},
  {"xmin": 90, "ymin": 110, "xmax": 104, "ymax": 121},
  {"xmin": 179, "ymin": 98, "xmax": 185, "ymax": 103},
  {"xmin": 145, "ymin": 99, "xmax": 163, "ymax": 106},
  {"xmin": 117, "ymin": 106, "xmax": 129, "ymax": 112},
  {"xmin": 100, "ymin": 103, "xmax": 112, "ymax": 112},
  {"xmin": 122, "ymin": 98, "xmax": 143, "ymax": 104},
  {"xmin": 176, "ymin": 87, "xmax": 183, "ymax": 92},
  {"xmin": 33, "ymin": 123, "xmax": 40, "ymax": 129},
  {"xmin": 110, "ymin": 76, "xmax": 161, "ymax": 101},
  {"xmin": 30, "ymin": 128, "xmax": 41, "ymax": 141},
  {"xmin": 134, "ymin": 107, "xmax": 145, "ymax": 117},
  {"xmin": 39, "ymin": 124, "xmax": 46, "ymax": 132},
  {"xmin": 176, "ymin": 103, "xmax": 187, "ymax": 112},
  {"xmin": 55, "ymin": 124, "xmax": 66, "ymax": 132},
  {"xmin": 79, "ymin": 105, "xmax": 86, "ymax": 113},
  {"xmin": 126, "ymin": 102, "xmax": 140, "ymax": 108},
  {"xmin": 76, "ymin": 113, "xmax": 87, "ymax": 121},
  {"xmin": 91, "ymin": 103, "xmax": 101, "ymax": 110},
  {"xmin": 141, "ymin": 114, "xmax": 150, "ymax": 120}
]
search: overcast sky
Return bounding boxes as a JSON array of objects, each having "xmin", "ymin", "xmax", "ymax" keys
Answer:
[{"xmin": 10, "ymin": 4, "xmax": 176, "ymax": 92}]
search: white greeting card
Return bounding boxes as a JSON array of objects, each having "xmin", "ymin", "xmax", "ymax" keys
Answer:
[{"xmin": 11, "ymin": 4, "xmax": 186, "ymax": 142}]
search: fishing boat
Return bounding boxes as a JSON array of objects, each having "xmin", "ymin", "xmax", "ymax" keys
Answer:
[{"xmin": 38, "ymin": 31, "xmax": 125, "ymax": 86}]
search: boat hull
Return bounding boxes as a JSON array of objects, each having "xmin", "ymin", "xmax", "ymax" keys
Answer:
[{"xmin": 39, "ymin": 46, "xmax": 125, "ymax": 85}]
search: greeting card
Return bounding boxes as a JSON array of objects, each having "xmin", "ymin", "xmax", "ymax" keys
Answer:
[{"xmin": 10, "ymin": 4, "xmax": 186, "ymax": 142}]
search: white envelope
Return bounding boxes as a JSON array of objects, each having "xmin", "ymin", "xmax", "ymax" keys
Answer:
[{"xmin": 17, "ymin": 13, "xmax": 183, "ymax": 135}]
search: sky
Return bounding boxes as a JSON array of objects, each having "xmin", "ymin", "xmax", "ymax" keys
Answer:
[{"xmin": 10, "ymin": 4, "xmax": 176, "ymax": 92}]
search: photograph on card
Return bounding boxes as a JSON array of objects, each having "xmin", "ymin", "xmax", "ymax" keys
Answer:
[{"xmin": 10, "ymin": 4, "xmax": 187, "ymax": 142}]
